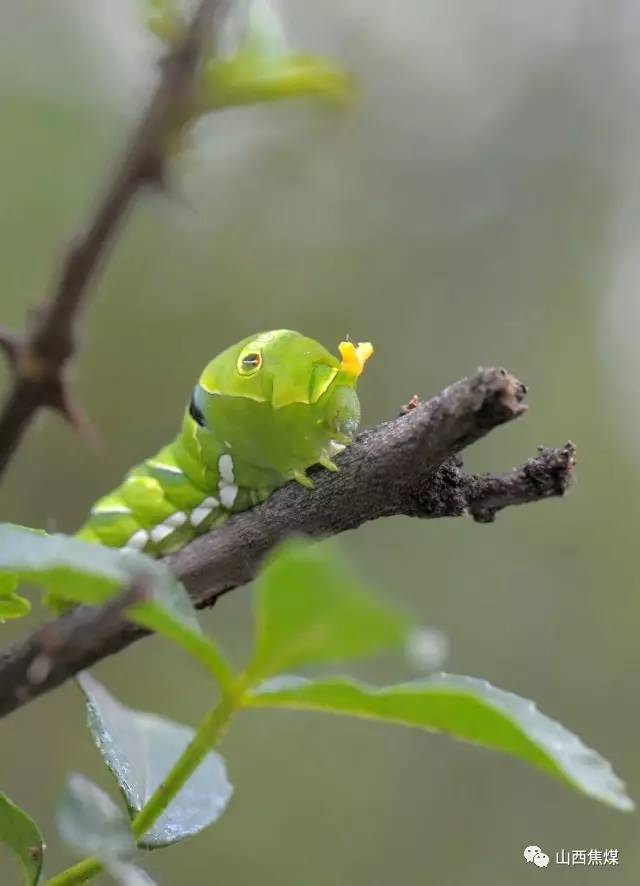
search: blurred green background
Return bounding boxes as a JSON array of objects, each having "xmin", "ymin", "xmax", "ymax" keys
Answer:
[{"xmin": 1, "ymin": 0, "xmax": 639, "ymax": 882}]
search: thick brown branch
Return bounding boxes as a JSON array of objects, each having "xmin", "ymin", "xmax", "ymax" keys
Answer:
[
  {"xmin": 0, "ymin": 368, "xmax": 575, "ymax": 719},
  {"xmin": 0, "ymin": 0, "xmax": 223, "ymax": 479},
  {"xmin": 0, "ymin": 582, "xmax": 150, "ymax": 716}
]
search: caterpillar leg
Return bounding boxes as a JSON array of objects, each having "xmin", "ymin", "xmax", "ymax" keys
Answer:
[
  {"xmin": 318, "ymin": 455, "xmax": 339, "ymax": 472},
  {"xmin": 293, "ymin": 470, "xmax": 314, "ymax": 489}
]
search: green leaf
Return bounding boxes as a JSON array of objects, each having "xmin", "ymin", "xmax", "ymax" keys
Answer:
[
  {"xmin": 0, "ymin": 793, "xmax": 44, "ymax": 885},
  {"xmin": 0, "ymin": 562, "xmax": 30, "ymax": 623},
  {"xmin": 0, "ymin": 522, "xmax": 185, "ymax": 608},
  {"xmin": 57, "ymin": 776, "xmax": 158, "ymax": 883},
  {"xmin": 128, "ymin": 584, "xmax": 235, "ymax": 691},
  {"xmin": 146, "ymin": 0, "xmax": 182, "ymax": 43},
  {"xmin": 0, "ymin": 572, "xmax": 19, "ymax": 597},
  {"xmin": 246, "ymin": 539, "xmax": 413, "ymax": 683},
  {"xmin": 57, "ymin": 773, "xmax": 134, "ymax": 862},
  {"xmin": 78, "ymin": 674, "xmax": 233, "ymax": 848},
  {"xmin": 0, "ymin": 596, "xmax": 31, "ymax": 621},
  {"xmin": 139, "ymin": 571, "xmax": 201, "ymax": 634},
  {"xmin": 202, "ymin": 54, "xmax": 355, "ymax": 110},
  {"xmin": 0, "ymin": 523, "xmax": 232, "ymax": 685},
  {"xmin": 200, "ymin": 0, "xmax": 354, "ymax": 110},
  {"xmin": 0, "ymin": 524, "xmax": 137, "ymax": 605},
  {"xmin": 246, "ymin": 673, "xmax": 634, "ymax": 812}
]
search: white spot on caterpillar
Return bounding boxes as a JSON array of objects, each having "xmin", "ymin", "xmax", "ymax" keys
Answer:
[
  {"xmin": 224, "ymin": 440, "xmax": 232, "ymax": 448},
  {"xmin": 219, "ymin": 483, "xmax": 238, "ymax": 508},
  {"xmin": 151, "ymin": 523, "xmax": 174, "ymax": 544},
  {"xmin": 147, "ymin": 510, "xmax": 188, "ymax": 545},
  {"xmin": 91, "ymin": 504, "xmax": 131, "ymax": 515},
  {"xmin": 218, "ymin": 453, "xmax": 235, "ymax": 483},
  {"xmin": 190, "ymin": 497, "xmax": 218, "ymax": 527},
  {"xmin": 165, "ymin": 511, "xmax": 187, "ymax": 528},
  {"xmin": 148, "ymin": 460, "xmax": 183, "ymax": 475},
  {"xmin": 217, "ymin": 454, "xmax": 238, "ymax": 508},
  {"xmin": 124, "ymin": 529, "xmax": 149, "ymax": 551},
  {"xmin": 190, "ymin": 507, "xmax": 209, "ymax": 527},
  {"xmin": 329, "ymin": 440, "xmax": 346, "ymax": 455}
]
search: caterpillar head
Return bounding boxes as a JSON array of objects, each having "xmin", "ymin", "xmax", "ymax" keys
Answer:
[{"xmin": 189, "ymin": 329, "xmax": 373, "ymax": 440}]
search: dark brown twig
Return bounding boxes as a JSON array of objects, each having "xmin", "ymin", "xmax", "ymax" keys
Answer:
[
  {"xmin": 464, "ymin": 444, "xmax": 576, "ymax": 523},
  {"xmin": 0, "ymin": 0, "xmax": 223, "ymax": 479},
  {"xmin": 0, "ymin": 581, "xmax": 151, "ymax": 715},
  {"xmin": 0, "ymin": 368, "xmax": 576, "ymax": 718}
]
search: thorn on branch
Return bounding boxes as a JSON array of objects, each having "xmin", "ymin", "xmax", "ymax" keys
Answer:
[
  {"xmin": 47, "ymin": 381, "xmax": 99, "ymax": 449},
  {"xmin": 400, "ymin": 394, "xmax": 421, "ymax": 415},
  {"xmin": 0, "ymin": 328, "xmax": 20, "ymax": 367},
  {"xmin": 139, "ymin": 152, "xmax": 168, "ymax": 190},
  {"xmin": 24, "ymin": 299, "xmax": 77, "ymax": 371}
]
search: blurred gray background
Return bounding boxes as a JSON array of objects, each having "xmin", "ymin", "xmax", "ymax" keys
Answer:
[{"xmin": 1, "ymin": 0, "xmax": 639, "ymax": 882}]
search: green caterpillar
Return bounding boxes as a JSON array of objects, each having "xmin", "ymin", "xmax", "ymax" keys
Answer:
[{"xmin": 76, "ymin": 330, "xmax": 373, "ymax": 556}]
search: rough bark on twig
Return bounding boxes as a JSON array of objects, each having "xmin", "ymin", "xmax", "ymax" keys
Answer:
[
  {"xmin": 0, "ymin": 0, "xmax": 223, "ymax": 479},
  {"xmin": 0, "ymin": 582, "xmax": 152, "ymax": 714},
  {"xmin": 0, "ymin": 367, "xmax": 576, "ymax": 719}
]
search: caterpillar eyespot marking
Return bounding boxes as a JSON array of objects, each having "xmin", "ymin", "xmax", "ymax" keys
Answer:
[{"xmin": 238, "ymin": 350, "xmax": 262, "ymax": 375}]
